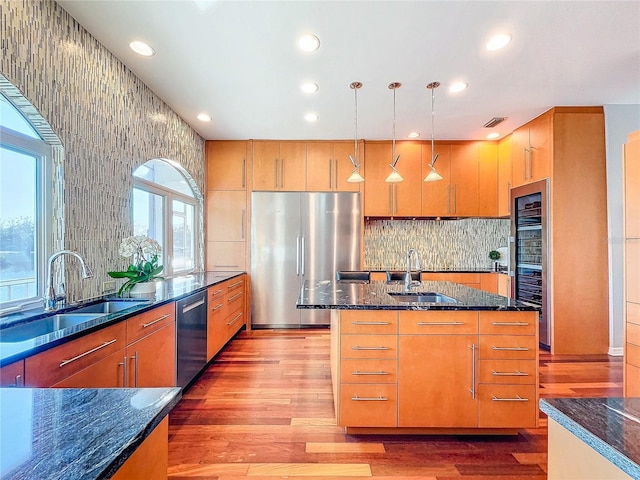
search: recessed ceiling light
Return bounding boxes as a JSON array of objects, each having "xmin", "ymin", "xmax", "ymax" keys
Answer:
[
  {"xmin": 304, "ymin": 112, "xmax": 318, "ymax": 122},
  {"xmin": 408, "ymin": 132, "xmax": 420, "ymax": 139},
  {"xmin": 449, "ymin": 81, "xmax": 468, "ymax": 93},
  {"xmin": 298, "ymin": 34, "xmax": 320, "ymax": 52},
  {"xmin": 486, "ymin": 33, "xmax": 512, "ymax": 51},
  {"xmin": 301, "ymin": 82, "xmax": 319, "ymax": 94},
  {"xmin": 197, "ymin": 113, "xmax": 211, "ymax": 122},
  {"xmin": 486, "ymin": 132, "xmax": 500, "ymax": 139},
  {"xmin": 129, "ymin": 40, "xmax": 156, "ymax": 57}
]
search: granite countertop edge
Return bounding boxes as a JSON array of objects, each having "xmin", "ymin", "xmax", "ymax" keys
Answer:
[
  {"xmin": 0, "ymin": 271, "xmax": 245, "ymax": 366},
  {"xmin": 540, "ymin": 398, "xmax": 640, "ymax": 479}
]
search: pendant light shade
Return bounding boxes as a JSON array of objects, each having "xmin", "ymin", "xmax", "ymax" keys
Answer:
[
  {"xmin": 347, "ymin": 81, "xmax": 365, "ymax": 183},
  {"xmin": 424, "ymin": 81, "xmax": 443, "ymax": 183},
  {"xmin": 385, "ymin": 82, "xmax": 403, "ymax": 183}
]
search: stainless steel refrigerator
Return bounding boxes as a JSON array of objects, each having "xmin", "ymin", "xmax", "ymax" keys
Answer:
[
  {"xmin": 510, "ymin": 178, "xmax": 550, "ymax": 348},
  {"xmin": 251, "ymin": 192, "xmax": 361, "ymax": 328}
]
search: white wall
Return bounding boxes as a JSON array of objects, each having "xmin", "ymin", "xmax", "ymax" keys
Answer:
[{"xmin": 604, "ymin": 104, "xmax": 640, "ymax": 355}]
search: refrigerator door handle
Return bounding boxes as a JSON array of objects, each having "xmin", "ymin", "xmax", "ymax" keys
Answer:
[
  {"xmin": 301, "ymin": 236, "xmax": 306, "ymax": 276},
  {"xmin": 296, "ymin": 236, "xmax": 300, "ymax": 275}
]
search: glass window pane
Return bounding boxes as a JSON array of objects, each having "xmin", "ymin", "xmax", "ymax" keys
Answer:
[
  {"xmin": 133, "ymin": 159, "xmax": 194, "ymax": 197},
  {"xmin": 0, "ymin": 146, "xmax": 37, "ymax": 303},
  {"xmin": 172, "ymin": 199, "xmax": 194, "ymax": 272},
  {"xmin": 133, "ymin": 187, "xmax": 164, "ymax": 252},
  {"xmin": 0, "ymin": 94, "xmax": 40, "ymax": 139}
]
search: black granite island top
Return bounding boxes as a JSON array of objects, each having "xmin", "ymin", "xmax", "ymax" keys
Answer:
[
  {"xmin": 0, "ymin": 386, "xmax": 181, "ymax": 480},
  {"xmin": 540, "ymin": 397, "xmax": 640, "ymax": 479},
  {"xmin": 0, "ymin": 271, "xmax": 244, "ymax": 366},
  {"xmin": 297, "ymin": 279, "xmax": 539, "ymax": 311}
]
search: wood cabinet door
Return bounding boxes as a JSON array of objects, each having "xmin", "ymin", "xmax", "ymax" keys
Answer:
[
  {"xmin": 112, "ymin": 418, "xmax": 168, "ymax": 480},
  {"xmin": 480, "ymin": 273, "xmax": 499, "ymax": 294},
  {"xmin": 398, "ymin": 334, "xmax": 477, "ymax": 427},
  {"xmin": 394, "ymin": 141, "xmax": 422, "ymax": 216},
  {"xmin": 364, "ymin": 142, "xmax": 393, "ymax": 216},
  {"xmin": 0, "ymin": 360, "xmax": 24, "ymax": 387},
  {"xmin": 497, "ymin": 135, "xmax": 512, "ymax": 217},
  {"xmin": 528, "ymin": 112, "xmax": 552, "ymax": 182},
  {"xmin": 205, "ymin": 241, "xmax": 246, "ymax": 271},
  {"xmin": 450, "ymin": 143, "xmax": 479, "ymax": 217},
  {"xmin": 252, "ymin": 141, "xmax": 279, "ymax": 190},
  {"xmin": 497, "ymin": 274, "xmax": 512, "ymax": 298},
  {"xmin": 280, "ymin": 142, "xmax": 306, "ymax": 191},
  {"xmin": 127, "ymin": 323, "xmax": 176, "ymax": 387},
  {"xmin": 625, "ymin": 135, "xmax": 640, "ymax": 238},
  {"xmin": 511, "ymin": 126, "xmax": 529, "ymax": 188},
  {"xmin": 478, "ymin": 142, "xmax": 498, "ymax": 217},
  {"xmin": 206, "ymin": 190, "xmax": 246, "ymax": 242},
  {"xmin": 53, "ymin": 349, "xmax": 126, "ymax": 388},
  {"xmin": 421, "ymin": 143, "xmax": 451, "ymax": 216},
  {"xmin": 306, "ymin": 142, "xmax": 333, "ymax": 191},
  {"xmin": 627, "ymin": 240, "xmax": 640, "ymax": 304},
  {"xmin": 206, "ymin": 140, "xmax": 248, "ymax": 190},
  {"xmin": 334, "ymin": 141, "xmax": 363, "ymax": 192}
]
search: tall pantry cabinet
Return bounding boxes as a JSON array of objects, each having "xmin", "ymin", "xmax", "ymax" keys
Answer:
[{"xmin": 624, "ymin": 130, "xmax": 640, "ymax": 396}]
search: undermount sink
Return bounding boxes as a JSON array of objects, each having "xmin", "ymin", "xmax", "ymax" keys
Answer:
[
  {"xmin": 73, "ymin": 299, "xmax": 150, "ymax": 314},
  {"xmin": 0, "ymin": 313, "xmax": 104, "ymax": 343},
  {"xmin": 388, "ymin": 292, "xmax": 458, "ymax": 304}
]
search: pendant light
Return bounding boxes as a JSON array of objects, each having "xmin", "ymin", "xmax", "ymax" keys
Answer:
[
  {"xmin": 347, "ymin": 82, "xmax": 365, "ymax": 183},
  {"xmin": 385, "ymin": 82, "xmax": 403, "ymax": 183},
  {"xmin": 424, "ymin": 81, "xmax": 444, "ymax": 182}
]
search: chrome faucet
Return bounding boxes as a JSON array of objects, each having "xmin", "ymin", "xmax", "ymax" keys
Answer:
[
  {"xmin": 405, "ymin": 248, "xmax": 422, "ymax": 290},
  {"xmin": 45, "ymin": 250, "xmax": 93, "ymax": 311}
]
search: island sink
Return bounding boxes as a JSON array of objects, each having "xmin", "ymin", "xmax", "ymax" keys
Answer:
[{"xmin": 387, "ymin": 292, "xmax": 458, "ymax": 303}]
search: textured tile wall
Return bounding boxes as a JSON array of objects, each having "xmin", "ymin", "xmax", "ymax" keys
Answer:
[
  {"xmin": 0, "ymin": 0, "xmax": 205, "ymax": 301},
  {"xmin": 364, "ymin": 218, "xmax": 510, "ymax": 270}
]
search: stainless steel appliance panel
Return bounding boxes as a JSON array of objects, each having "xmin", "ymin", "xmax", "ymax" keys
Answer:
[{"xmin": 176, "ymin": 290, "xmax": 208, "ymax": 389}]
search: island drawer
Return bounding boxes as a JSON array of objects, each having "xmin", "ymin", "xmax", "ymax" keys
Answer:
[
  {"xmin": 341, "ymin": 335, "xmax": 397, "ymax": 359},
  {"xmin": 479, "ymin": 359, "xmax": 537, "ymax": 384},
  {"xmin": 225, "ymin": 307, "xmax": 245, "ymax": 337},
  {"xmin": 339, "ymin": 383, "xmax": 397, "ymax": 427},
  {"xmin": 399, "ymin": 311, "xmax": 478, "ymax": 335},
  {"xmin": 208, "ymin": 284, "xmax": 225, "ymax": 302},
  {"xmin": 340, "ymin": 310, "xmax": 397, "ymax": 334},
  {"xmin": 627, "ymin": 342, "xmax": 640, "ymax": 368},
  {"xmin": 479, "ymin": 311, "xmax": 537, "ymax": 335},
  {"xmin": 479, "ymin": 335, "xmax": 538, "ymax": 359},
  {"xmin": 225, "ymin": 277, "xmax": 245, "ymax": 293},
  {"xmin": 340, "ymin": 359, "xmax": 397, "ymax": 383},
  {"xmin": 477, "ymin": 384, "xmax": 537, "ymax": 428},
  {"xmin": 127, "ymin": 302, "xmax": 175, "ymax": 344},
  {"xmin": 225, "ymin": 285, "xmax": 245, "ymax": 315}
]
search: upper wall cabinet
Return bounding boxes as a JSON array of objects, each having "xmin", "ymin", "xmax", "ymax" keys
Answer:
[
  {"xmin": 497, "ymin": 135, "xmax": 512, "ymax": 217},
  {"xmin": 511, "ymin": 111, "xmax": 552, "ymax": 188},
  {"xmin": 450, "ymin": 143, "xmax": 480, "ymax": 217},
  {"xmin": 253, "ymin": 141, "xmax": 306, "ymax": 191},
  {"xmin": 421, "ymin": 143, "xmax": 451, "ymax": 216},
  {"xmin": 478, "ymin": 142, "xmax": 498, "ymax": 217},
  {"xmin": 306, "ymin": 141, "xmax": 363, "ymax": 192},
  {"xmin": 206, "ymin": 141, "xmax": 250, "ymax": 191}
]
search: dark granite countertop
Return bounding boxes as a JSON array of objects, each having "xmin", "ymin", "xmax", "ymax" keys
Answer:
[
  {"xmin": 367, "ymin": 268, "xmax": 501, "ymax": 274},
  {"xmin": 296, "ymin": 279, "xmax": 538, "ymax": 311},
  {"xmin": 540, "ymin": 397, "xmax": 640, "ymax": 479},
  {"xmin": 0, "ymin": 386, "xmax": 181, "ymax": 480},
  {"xmin": 0, "ymin": 271, "xmax": 244, "ymax": 366}
]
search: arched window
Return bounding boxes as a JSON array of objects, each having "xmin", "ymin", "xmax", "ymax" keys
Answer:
[
  {"xmin": 0, "ymin": 90, "xmax": 57, "ymax": 312},
  {"xmin": 133, "ymin": 158, "xmax": 201, "ymax": 277}
]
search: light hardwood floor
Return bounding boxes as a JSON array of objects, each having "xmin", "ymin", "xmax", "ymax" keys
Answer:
[{"xmin": 167, "ymin": 329, "xmax": 622, "ymax": 479}]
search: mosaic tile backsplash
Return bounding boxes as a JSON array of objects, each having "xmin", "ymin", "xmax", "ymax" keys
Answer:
[
  {"xmin": 1, "ymin": 0, "xmax": 205, "ymax": 302},
  {"xmin": 364, "ymin": 218, "xmax": 510, "ymax": 271}
]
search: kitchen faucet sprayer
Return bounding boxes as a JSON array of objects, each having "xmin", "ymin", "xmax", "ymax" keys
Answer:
[
  {"xmin": 45, "ymin": 250, "xmax": 93, "ymax": 311},
  {"xmin": 405, "ymin": 248, "xmax": 422, "ymax": 290}
]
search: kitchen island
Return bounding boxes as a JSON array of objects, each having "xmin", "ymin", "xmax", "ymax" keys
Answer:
[
  {"xmin": 0, "ymin": 386, "xmax": 180, "ymax": 479},
  {"xmin": 298, "ymin": 279, "xmax": 540, "ymax": 434}
]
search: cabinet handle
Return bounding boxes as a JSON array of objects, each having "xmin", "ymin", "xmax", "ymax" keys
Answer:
[
  {"xmin": 352, "ymin": 321, "xmax": 390, "ymax": 325},
  {"xmin": 452, "ymin": 184, "xmax": 457, "ymax": 214},
  {"xmin": 492, "ymin": 395, "xmax": 529, "ymax": 402},
  {"xmin": 212, "ymin": 303, "xmax": 224, "ymax": 311},
  {"xmin": 59, "ymin": 339, "xmax": 117, "ymax": 367},
  {"xmin": 351, "ymin": 395, "xmax": 388, "ymax": 401},
  {"xmin": 241, "ymin": 158, "xmax": 245, "ymax": 188},
  {"xmin": 528, "ymin": 147, "xmax": 534, "ymax": 180},
  {"xmin": 280, "ymin": 158, "xmax": 284, "ymax": 189},
  {"xmin": 334, "ymin": 159, "xmax": 338, "ymax": 190},
  {"xmin": 491, "ymin": 322, "xmax": 529, "ymax": 327},
  {"xmin": 507, "ymin": 181, "xmax": 511, "ymax": 214},
  {"xmin": 131, "ymin": 351, "xmax": 139, "ymax": 387},
  {"xmin": 352, "ymin": 346, "xmax": 390, "ymax": 351},
  {"xmin": 446, "ymin": 185, "xmax": 451, "ymax": 214},
  {"xmin": 211, "ymin": 289, "xmax": 224, "ymax": 296},
  {"xmin": 227, "ymin": 280, "xmax": 243, "ymax": 289},
  {"xmin": 351, "ymin": 370, "xmax": 389, "ymax": 376},
  {"xmin": 492, "ymin": 370, "xmax": 529, "ymax": 377},
  {"xmin": 470, "ymin": 343, "xmax": 476, "ymax": 399},
  {"xmin": 118, "ymin": 356, "xmax": 127, "ymax": 387},
  {"xmin": 241, "ymin": 210, "xmax": 245, "ymax": 239},
  {"xmin": 416, "ymin": 321, "xmax": 465, "ymax": 326},
  {"xmin": 228, "ymin": 292, "xmax": 243, "ymax": 302},
  {"xmin": 214, "ymin": 264, "xmax": 239, "ymax": 268},
  {"xmin": 227, "ymin": 312, "xmax": 243, "ymax": 326},
  {"xmin": 329, "ymin": 159, "xmax": 333, "ymax": 190},
  {"xmin": 388, "ymin": 185, "xmax": 393, "ymax": 214},
  {"xmin": 273, "ymin": 158, "xmax": 278, "ymax": 189},
  {"xmin": 522, "ymin": 147, "xmax": 528, "ymax": 180},
  {"xmin": 492, "ymin": 346, "xmax": 529, "ymax": 351},
  {"xmin": 7, "ymin": 374, "xmax": 23, "ymax": 387},
  {"xmin": 142, "ymin": 313, "xmax": 171, "ymax": 328}
]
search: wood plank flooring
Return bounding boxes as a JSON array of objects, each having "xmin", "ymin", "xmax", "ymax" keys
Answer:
[{"xmin": 168, "ymin": 329, "xmax": 622, "ymax": 479}]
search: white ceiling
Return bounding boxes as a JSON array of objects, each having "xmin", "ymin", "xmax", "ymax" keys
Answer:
[{"xmin": 57, "ymin": 0, "xmax": 640, "ymax": 142}]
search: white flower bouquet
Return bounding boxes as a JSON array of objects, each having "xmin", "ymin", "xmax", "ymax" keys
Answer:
[{"xmin": 108, "ymin": 235, "xmax": 164, "ymax": 296}]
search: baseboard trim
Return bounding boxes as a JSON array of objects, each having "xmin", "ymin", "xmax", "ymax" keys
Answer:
[{"xmin": 608, "ymin": 346, "xmax": 624, "ymax": 357}]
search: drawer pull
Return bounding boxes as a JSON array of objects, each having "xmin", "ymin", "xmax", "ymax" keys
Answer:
[
  {"xmin": 351, "ymin": 370, "xmax": 389, "ymax": 376},
  {"xmin": 142, "ymin": 314, "xmax": 171, "ymax": 328},
  {"xmin": 214, "ymin": 264, "xmax": 239, "ymax": 268},
  {"xmin": 227, "ymin": 280, "xmax": 244, "ymax": 289},
  {"xmin": 352, "ymin": 321, "xmax": 391, "ymax": 325},
  {"xmin": 491, "ymin": 395, "xmax": 529, "ymax": 402},
  {"xmin": 492, "ymin": 370, "xmax": 529, "ymax": 377},
  {"xmin": 211, "ymin": 289, "xmax": 224, "ymax": 296},
  {"xmin": 492, "ymin": 346, "xmax": 529, "ymax": 351},
  {"xmin": 491, "ymin": 322, "xmax": 529, "ymax": 326},
  {"xmin": 227, "ymin": 312, "xmax": 243, "ymax": 326},
  {"xmin": 228, "ymin": 292, "xmax": 243, "ymax": 302},
  {"xmin": 351, "ymin": 395, "xmax": 388, "ymax": 401},
  {"xmin": 7, "ymin": 374, "xmax": 23, "ymax": 388},
  {"xmin": 417, "ymin": 321, "xmax": 465, "ymax": 326},
  {"xmin": 352, "ymin": 346, "xmax": 390, "ymax": 351},
  {"xmin": 212, "ymin": 303, "xmax": 224, "ymax": 311},
  {"xmin": 59, "ymin": 339, "xmax": 117, "ymax": 367}
]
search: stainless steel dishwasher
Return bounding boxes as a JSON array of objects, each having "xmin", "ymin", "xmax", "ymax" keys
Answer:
[{"xmin": 176, "ymin": 290, "xmax": 208, "ymax": 389}]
